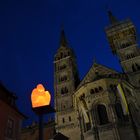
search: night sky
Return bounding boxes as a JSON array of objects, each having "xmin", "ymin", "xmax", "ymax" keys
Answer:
[{"xmin": 0, "ymin": 0, "xmax": 140, "ymax": 126}]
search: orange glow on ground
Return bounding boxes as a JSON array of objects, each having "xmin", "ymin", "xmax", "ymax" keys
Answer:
[{"xmin": 31, "ymin": 84, "xmax": 51, "ymax": 108}]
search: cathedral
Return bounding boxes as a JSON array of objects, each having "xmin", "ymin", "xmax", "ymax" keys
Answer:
[{"xmin": 53, "ymin": 11, "xmax": 140, "ymax": 140}]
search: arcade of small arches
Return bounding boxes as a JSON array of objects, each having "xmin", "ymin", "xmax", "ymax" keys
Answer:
[{"xmin": 90, "ymin": 86, "xmax": 103, "ymax": 94}]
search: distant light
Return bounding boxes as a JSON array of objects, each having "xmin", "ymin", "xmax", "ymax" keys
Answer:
[{"xmin": 31, "ymin": 84, "xmax": 51, "ymax": 108}]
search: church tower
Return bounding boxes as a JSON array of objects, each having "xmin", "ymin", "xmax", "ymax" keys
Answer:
[
  {"xmin": 54, "ymin": 29, "xmax": 80, "ymax": 139},
  {"xmin": 105, "ymin": 11, "xmax": 140, "ymax": 87}
]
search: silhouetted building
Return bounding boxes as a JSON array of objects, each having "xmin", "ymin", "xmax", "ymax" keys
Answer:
[
  {"xmin": 0, "ymin": 83, "xmax": 26, "ymax": 140},
  {"xmin": 54, "ymin": 12, "xmax": 140, "ymax": 140},
  {"xmin": 53, "ymin": 132, "xmax": 69, "ymax": 140},
  {"xmin": 21, "ymin": 121, "xmax": 55, "ymax": 140}
]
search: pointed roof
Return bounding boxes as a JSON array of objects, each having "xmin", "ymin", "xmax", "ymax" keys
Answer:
[
  {"xmin": 77, "ymin": 62, "xmax": 118, "ymax": 89},
  {"xmin": 108, "ymin": 10, "xmax": 118, "ymax": 24},
  {"xmin": 60, "ymin": 28, "xmax": 68, "ymax": 47}
]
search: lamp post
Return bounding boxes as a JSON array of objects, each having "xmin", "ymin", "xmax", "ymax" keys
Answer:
[{"xmin": 31, "ymin": 84, "xmax": 55, "ymax": 140}]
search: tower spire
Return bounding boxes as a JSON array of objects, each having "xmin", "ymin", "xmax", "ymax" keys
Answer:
[
  {"xmin": 108, "ymin": 10, "xmax": 118, "ymax": 24},
  {"xmin": 60, "ymin": 25, "xmax": 68, "ymax": 47}
]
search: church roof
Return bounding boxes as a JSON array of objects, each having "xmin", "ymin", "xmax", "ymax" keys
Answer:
[{"xmin": 77, "ymin": 62, "xmax": 119, "ymax": 89}]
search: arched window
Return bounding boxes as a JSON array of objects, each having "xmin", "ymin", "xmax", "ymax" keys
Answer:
[
  {"xmin": 61, "ymin": 87, "xmax": 68, "ymax": 95},
  {"xmin": 132, "ymin": 64, "xmax": 136, "ymax": 72},
  {"xmin": 136, "ymin": 63, "xmax": 140, "ymax": 70},
  {"xmin": 61, "ymin": 88, "xmax": 64, "ymax": 94},
  {"xmin": 60, "ymin": 75, "xmax": 67, "ymax": 82},
  {"xmin": 99, "ymin": 86, "xmax": 103, "ymax": 91},
  {"xmin": 95, "ymin": 88, "xmax": 99, "ymax": 93},
  {"xmin": 69, "ymin": 116, "xmax": 71, "ymax": 122},
  {"xmin": 62, "ymin": 118, "xmax": 65, "ymax": 123},
  {"xmin": 90, "ymin": 89, "xmax": 94, "ymax": 94},
  {"xmin": 97, "ymin": 105, "xmax": 109, "ymax": 125},
  {"xmin": 115, "ymin": 103, "xmax": 125, "ymax": 121}
]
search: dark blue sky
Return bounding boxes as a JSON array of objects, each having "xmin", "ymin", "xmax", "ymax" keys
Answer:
[{"xmin": 0, "ymin": 0, "xmax": 140, "ymax": 126}]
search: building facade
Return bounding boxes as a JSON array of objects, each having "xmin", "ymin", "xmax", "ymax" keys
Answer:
[
  {"xmin": 54, "ymin": 30, "xmax": 81, "ymax": 140},
  {"xmin": 0, "ymin": 83, "xmax": 26, "ymax": 140},
  {"xmin": 54, "ymin": 12, "xmax": 140, "ymax": 140},
  {"xmin": 21, "ymin": 121, "xmax": 55, "ymax": 140}
]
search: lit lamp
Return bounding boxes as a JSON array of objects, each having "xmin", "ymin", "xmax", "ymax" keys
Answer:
[{"xmin": 31, "ymin": 84, "xmax": 55, "ymax": 140}]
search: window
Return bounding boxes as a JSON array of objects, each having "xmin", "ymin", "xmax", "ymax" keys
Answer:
[
  {"xmin": 132, "ymin": 63, "xmax": 140, "ymax": 72},
  {"xmin": 97, "ymin": 105, "xmax": 109, "ymax": 125},
  {"xmin": 99, "ymin": 86, "xmax": 103, "ymax": 91},
  {"xmin": 5, "ymin": 118, "xmax": 14, "ymax": 138},
  {"xmin": 95, "ymin": 88, "xmax": 99, "ymax": 93},
  {"xmin": 69, "ymin": 116, "xmax": 71, "ymax": 122},
  {"xmin": 115, "ymin": 103, "xmax": 125, "ymax": 121},
  {"xmin": 59, "ymin": 64, "xmax": 66, "ymax": 70},
  {"xmin": 136, "ymin": 63, "xmax": 140, "ymax": 70},
  {"xmin": 61, "ymin": 87, "xmax": 68, "ymax": 95},
  {"xmin": 61, "ymin": 88, "xmax": 64, "ymax": 94},
  {"xmin": 62, "ymin": 118, "xmax": 65, "ymax": 123},
  {"xmin": 60, "ymin": 75, "xmax": 67, "ymax": 82},
  {"xmin": 90, "ymin": 89, "xmax": 94, "ymax": 94},
  {"xmin": 79, "ymin": 94, "xmax": 85, "ymax": 100}
]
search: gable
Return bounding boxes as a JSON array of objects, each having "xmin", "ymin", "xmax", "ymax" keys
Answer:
[{"xmin": 77, "ymin": 63, "xmax": 118, "ymax": 89}]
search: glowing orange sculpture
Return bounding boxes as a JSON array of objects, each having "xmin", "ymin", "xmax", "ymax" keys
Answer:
[{"xmin": 31, "ymin": 84, "xmax": 51, "ymax": 108}]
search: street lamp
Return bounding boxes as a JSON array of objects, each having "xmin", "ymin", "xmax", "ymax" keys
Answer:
[{"xmin": 31, "ymin": 84, "xmax": 55, "ymax": 140}]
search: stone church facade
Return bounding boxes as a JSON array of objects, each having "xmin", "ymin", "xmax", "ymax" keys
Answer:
[{"xmin": 54, "ymin": 11, "xmax": 140, "ymax": 140}]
